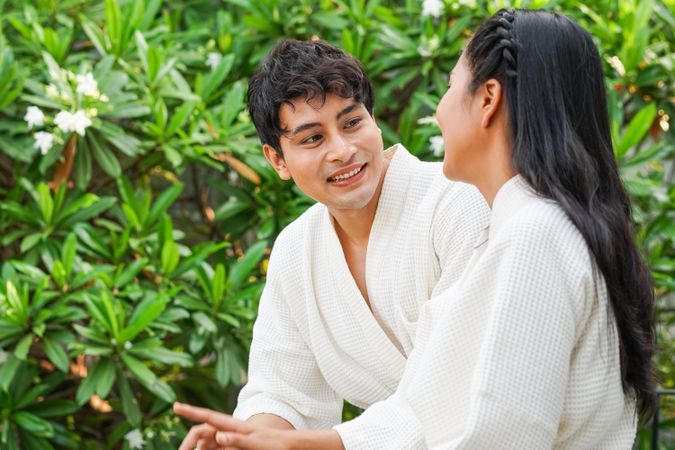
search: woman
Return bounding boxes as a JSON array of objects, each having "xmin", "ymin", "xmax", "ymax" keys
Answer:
[{"xmin": 176, "ymin": 9, "xmax": 656, "ymax": 449}]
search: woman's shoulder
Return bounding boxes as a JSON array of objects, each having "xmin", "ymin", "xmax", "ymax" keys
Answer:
[{"xmin": 494, "ymin": 196, "xmax": 591, "ymax": 267}]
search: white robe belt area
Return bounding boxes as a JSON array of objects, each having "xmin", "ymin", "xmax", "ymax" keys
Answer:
[
  {"xmin": 233, "ymin": 145, "xmax": 489, "ymax": 432},
  {"xmin": 335, "ymin": 175, "xmax": 637, "ymax": 449}
]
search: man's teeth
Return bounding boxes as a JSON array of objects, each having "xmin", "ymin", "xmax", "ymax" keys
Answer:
[{"xmin": 330, "ymin": 165, "xmax": 363, "ymax": 182}]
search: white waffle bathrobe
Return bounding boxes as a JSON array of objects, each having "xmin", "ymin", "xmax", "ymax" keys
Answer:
[
  {"xmin": 335, "ymin": 175, "xmax": 637, "ymax": 449},
  {"xmin": 233, "ymin": 145, "xmax": 489, "ymax": 429}
]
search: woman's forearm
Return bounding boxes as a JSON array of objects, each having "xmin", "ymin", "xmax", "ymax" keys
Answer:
[
  {"xmin": 289, "ymin": 429, "xmax": 345, "ymax": 450},
  {"xmin": 247, "ymin": 413, "xmax": 295, "ymax": 430}
]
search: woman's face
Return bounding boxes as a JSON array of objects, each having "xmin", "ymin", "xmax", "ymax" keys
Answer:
[{"xmin": 435, "ymin": 56, "xmax": 483, "ymax": 183}]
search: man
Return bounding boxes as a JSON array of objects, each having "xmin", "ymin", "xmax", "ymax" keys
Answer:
[{"xmin": 176, "ymin": 38, "xmax": 488, "ymax": 449}]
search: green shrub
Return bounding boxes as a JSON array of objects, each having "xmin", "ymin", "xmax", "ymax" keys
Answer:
[{"xmin": 0, "ymin": 0, "xmax": 672, "ymax": 448}]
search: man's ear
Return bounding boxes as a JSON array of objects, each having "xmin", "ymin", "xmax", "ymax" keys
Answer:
[
  {"xmin": 263, "ymin": 144, "xmax": 291, "ymax": 180},
  {"xmin": 479, "ymin": 78, "xmax": 504, "ymax": 129}
]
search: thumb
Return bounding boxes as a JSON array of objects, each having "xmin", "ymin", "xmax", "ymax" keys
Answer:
[{"xmin": 216, "ymin": 431, "xmax": 254, "ymax": 449}]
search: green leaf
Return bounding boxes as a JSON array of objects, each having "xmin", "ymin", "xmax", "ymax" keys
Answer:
[
  {"xmin": 20, "ymin": 233, "xmax": 43, "ymax": 253},
  {"xmin": 43, "ymin": 336, "xmax": 69, "ymax": 373},
  {"xmin": 101, "ymin": 291, "xmax": 120, "ymax": 341},
  {"xmin": 88, "ymin": 132, "xmax": 121, "ymax": 178},
  {"xmin": 10, "ymin": 261, "xmax": 47, "ymax": 280},
  {"xmin": 36, "ymin": 183, "xmax": 54, "ymax": 225},
  {"xmin": 53, "ymin": 193, "xmax": 98, "ymax": 225},
  {"xmin": 129, "ymin": 347, "xmax": 193, "ymax": 367},
  {"xmin": 215, "ymin": 345, "xmax": 230, "ymax": 387},
  {"xmin": 212, "ymin": 263, "xmax": 226, "ymax": 308},
  {"xmin": 161, "ymin": 240, "xmax": 180, "ymax": 276},
  {"xmin": 57, "ymin": 197, "xmax": 117, "ymax": 230},
  {"xmin": 73, "ymin": 324, "xmax": 109, "ymax": 345},
  {"xmin": 117, "ymin": 366, "xmax": 141, "ymax": 427},
  {"xmin": 121, "ymin": 353, "xmax": 176, "ymax": 403},
  {"xmin": 228, "ymin": 241, "xmax": 267, "ymax": 290},
  {"xmin": 80, "ymin": 15, "xmax": 108, "ymax": 55},
  {"xmin": 6, "ymin": 281, "xmax": 27, "ymax": 318},
  {"xmin": 200, "ymin": 54, "xmax": 235, "ymax": 101},
  {"xmin": 83, "ymin": 294, "xmax": 113, "ymax": 336},
  {"xmin": 119, "ymin": 292, "xmax": 169, "ymax": 342},
  {"xmin": 616, "ymin": 103, "xmax": 657, "ymax": 159},
  {"xmin": 216, "ymin": 312, "xmax": 240, "ymax": 328},
  {"xmin": 220, "ymin": 81, "xmax": 245, "ymax": 127},
  {"xmin": 166, "ymin": 102, "xmax": 195, "ymax": 138},
  {"xmin": 105, "ymin": 0, "xmax": 122, "ymax": 55},
  {"xmin": 95, "ymin": 358, "xmax": 116, "ymax": 399},
  {"xmin": 0, "ymin": 201, "xmax": 40, "ymax": 226},
  {"xmin": 115, "ymin": 258, "xmax": 147, "ymax": 288},
  {"xmin": 193, "ymin": 311, "xmax": 217, "ymax": 333},
  {"xmin": 0, "ymin": 354, "xmax": 22, "ymax": 390},
  {"xmin": 52, "ymin": 261, "xmax": 66, "ymax": 288},
  {"xmin": 14, "ymin": 333, "xmax": 32, "ymax": 360},
  {"xmin": 96, "ymin": 122, "xmax": 142, "ymax": 157},
  {"xmin": 173, "ymin": 242, "xmax": 229, "ymax": 278},
  {"xmin": 12, "ymin": 411, "xmax": 53, "ymax": 437},
  {"xmin": 25, "ymin": 400, "xmax": 79, "ymax": 418},
  {"xmin": 74, "ymin": 224, "xmax": 112, "ymax": 260},
  {"xmin": 105, "ymin": 102, "xmax": 150, "ymax": 119},
  {"xmin": 75, "ymin": 362, "xmax": 95, "ymax": 405},
  {"xmin": 62, "ymin": 234, "xmax": 77, "ymax": 278},
  {"xmin": 148, "ymin": 183, "xmax": 183, "ymax": 226}
]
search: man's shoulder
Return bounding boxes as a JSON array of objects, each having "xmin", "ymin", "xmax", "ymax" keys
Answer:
[{"xmin": 271, "ymin": 202, "xmax": 326, "ymax": 259}]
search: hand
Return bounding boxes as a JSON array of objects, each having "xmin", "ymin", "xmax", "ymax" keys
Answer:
[{"xmin": 174, "ymin": 402, "xmax": 293, "ymax": 450}]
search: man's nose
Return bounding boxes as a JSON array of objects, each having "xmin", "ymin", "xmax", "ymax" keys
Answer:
[{"xmin": 326, "ymin": 135, "xmax": 356, "ymax": 162}]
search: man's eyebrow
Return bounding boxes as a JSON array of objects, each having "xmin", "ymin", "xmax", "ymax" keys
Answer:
[
  {"xmin": 336, "ymin": 103, "xmax": 361, "ymax": 120},
  {"xmin": 288, "ymin": 122, "xmax": 321, "ymax": 137},
  {"xmin": 286, "ymin": 103, "xmax": 362, "ymax": 137}
]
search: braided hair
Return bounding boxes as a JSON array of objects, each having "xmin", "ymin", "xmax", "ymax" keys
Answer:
[{"xmin": 465, "ymin": 9, "xmax": 657, "ymax": 416}]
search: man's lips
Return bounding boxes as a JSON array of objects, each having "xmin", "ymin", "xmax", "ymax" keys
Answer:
[{"xmin": 327, "ymin": 162, "xmax": 367, "ymax": 182}]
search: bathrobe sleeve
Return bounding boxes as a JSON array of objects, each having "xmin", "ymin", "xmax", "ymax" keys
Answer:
[
  {"xmin": 233, "ymin": 243, "xmax": 343, "ymax": 429},
  {"xmin": 431, "ymin": 183, "xmax": 490, "ymax": 293}
]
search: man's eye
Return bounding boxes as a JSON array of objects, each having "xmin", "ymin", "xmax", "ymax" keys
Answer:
[
  {"xmin": 345, "ymin": 118, "xmax": 361, "ymax": 129},
  {"xmin": 302, "ymin": 134, "xmax": 322, "ymax": 144}
]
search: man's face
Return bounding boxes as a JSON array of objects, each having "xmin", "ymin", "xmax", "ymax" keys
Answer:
[{"xmin": 266, "ymin": 94, "xmax": 386, "ymax": 211}]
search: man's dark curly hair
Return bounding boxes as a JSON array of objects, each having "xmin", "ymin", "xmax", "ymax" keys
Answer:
[{"xmin": 247, "ymin": 39, "xmax": 375, "ymax": 156}]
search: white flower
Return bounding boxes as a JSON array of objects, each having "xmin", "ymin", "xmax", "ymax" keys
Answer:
[
  {"xmin": 99, "ymin": 94, "xmax": 109, "ymax": 103},
  {"xmin": 422, "ymin": 0, "xmax": 444, "ymax": 18},
  {"xmin": 206, "ymin": 52, "xmax": 223, "ymax": 69},
  {"xmin": 54, "ymin": 110, "xmax": 92, "ymax": 136},
  {"xmin": 85, "ymin": 108, "xmax": 98, "ymax": 118},
  {"xmin": 124, "ymin": 429, "xmax": 145, "ymax": 449},
  {"xmin": 76, "ymin": 73, "xmax": 99, "ymax": 97},
  {"xmin": 124, "ymin": 341, "xmax": 132, "ymax": 350},
  {"xmin": 452, "ymin": 0, "xmax": 475, "ymax": 7},
  {"xmin": 34, "ymin": 131, "xmax": 54, "ymax": 155},
  {"xmin": 429, "ymin": 135, "xmax": 444, "ymax": 157},
  {"xmin": 417, "ymin": 46, "xmax": 432, "ymax": 58},
  {"xmin": 46, "ymin": 84, "xmax": 60, "ymax": 99},
  {"xmin": 24, "ymin": 106, "xmax": 45, "ymax": 129},
  {"xmin": 227, "ymin": 171, "xmax": 239, "ymax": 184},
  {"xmin": 417, "ymin": 115, "xmax": 439, "ymax": 126},
  {"xmin": 606, "ymin": 56, "xmax": 625, "ymax": 77}
]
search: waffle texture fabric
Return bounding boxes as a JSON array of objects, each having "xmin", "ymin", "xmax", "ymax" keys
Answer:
[
  {"xmin": 233, "ymin": 145, "xmax": 489, "ymax": 430},
  {"xmin": 335, "ymin": 175, "xmax": 637, "ymax": 449}
]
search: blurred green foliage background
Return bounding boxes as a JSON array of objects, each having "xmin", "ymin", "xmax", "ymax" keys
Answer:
[{"xmin": 0, "ymin": 0, "xmax": 673, "ymax": 448}]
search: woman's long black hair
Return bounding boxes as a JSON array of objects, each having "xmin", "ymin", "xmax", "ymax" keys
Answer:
[{"xmin": 465, "ymin": 9, "xmax": 656, "ymax": 415}]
